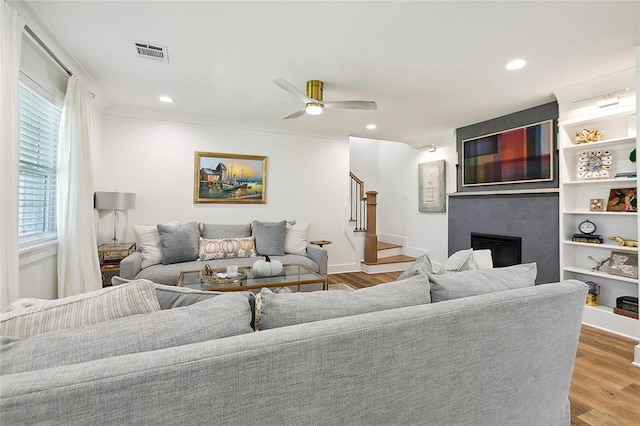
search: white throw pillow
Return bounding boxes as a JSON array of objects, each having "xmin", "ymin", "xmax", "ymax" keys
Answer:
[
  {"xmin": 0, "ymin": 279, "xmax": 161, "ymax": 339},
  {"xmin": 472, "ymin": 249, "xmax": 494, "ymax": 269},
  {"xmin": 134, "ymin": 221, "xmax": 180, "ymax": 269},
  {"xmin": 438, "ymin": 248, "xmax": 474, "ymax": 273},
  {"xmin": 284, "ymin": 222, "xmax": 310, "ymax": 255}
]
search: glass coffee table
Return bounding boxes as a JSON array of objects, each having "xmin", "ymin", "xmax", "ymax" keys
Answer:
[{"xmin": 177, "ymin": 263, "xmax": 327, "ymax": 292}]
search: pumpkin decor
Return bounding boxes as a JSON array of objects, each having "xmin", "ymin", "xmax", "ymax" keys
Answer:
[{"xmin": 252, "ymin": 256, "xmax": 283, "ymax": 277}]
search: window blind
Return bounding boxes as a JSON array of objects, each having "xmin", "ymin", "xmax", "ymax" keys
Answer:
[{"xmin": 18, "ymin": 80, "xmax": 61, "ymax": 242}]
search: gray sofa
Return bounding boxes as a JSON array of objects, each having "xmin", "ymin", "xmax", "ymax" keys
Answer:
[
  {"xmin": 119, "ymin": 221, "xmax": 328, "ymax": 285},
  {"xmin": 1, "ymin": 275, "xmax": 587, "ymax": 425}
]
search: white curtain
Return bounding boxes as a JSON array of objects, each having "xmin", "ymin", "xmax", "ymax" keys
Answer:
[
  {"xmin": 57, "ymin": 76, "xmax": 101, "ymax": 297},
  {"xmin": 0, "ymin": 3, "xmax": 25, "ymax": 311}
]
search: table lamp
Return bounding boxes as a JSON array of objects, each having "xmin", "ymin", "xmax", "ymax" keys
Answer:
[{"xmin": 94, "ymin": 191, "xmax": 136, "ymax": 245}]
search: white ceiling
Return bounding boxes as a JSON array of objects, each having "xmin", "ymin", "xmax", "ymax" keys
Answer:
[{"xmin": 19, "ymin": 1, "xmax": 640, "ymax": 147}]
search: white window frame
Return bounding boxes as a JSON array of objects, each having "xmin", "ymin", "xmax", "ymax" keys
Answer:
[{"xmin": 17, "ymin": 75, "xmax": 63, "ymax": 250}]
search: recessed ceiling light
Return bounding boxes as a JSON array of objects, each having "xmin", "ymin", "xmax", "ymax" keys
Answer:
[
  {"xmin": 506, "ymin": 59, "xmax": 526, "ymax": 70},
  {"xmin": 159, "ymin": 95, "xmax": 174, "ymax": 103},
  {"xmin": 366, "ymin": 124, "xmax": 377, "ymax": 130}
]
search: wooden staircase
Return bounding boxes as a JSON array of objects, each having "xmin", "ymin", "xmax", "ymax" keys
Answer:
[
  {"xmin": 361, "ymin": 241, "xmax": 416, "ymax": 274},
  {"xmin": 350, "ymin": 172, "xmax": 416, "ymax": 274}
]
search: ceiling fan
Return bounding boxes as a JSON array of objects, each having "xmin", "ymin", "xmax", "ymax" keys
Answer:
[{"xmin": 273, "ymin": 77, "xmax": 377, "ymax": 119}]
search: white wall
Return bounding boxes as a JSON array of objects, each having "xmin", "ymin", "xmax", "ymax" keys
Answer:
[{"xmin": 93, "ymin": 112, "xmax": 357, "ymax": 272}]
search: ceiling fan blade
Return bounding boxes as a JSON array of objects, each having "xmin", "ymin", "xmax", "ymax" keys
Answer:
[
  {"xmin": 273, "ymin": 77, "xmax": 311, "ymax": 103},
  {"xmin": 322, "ymin": 100, "xmax": 377, "ymax": 110},
  {"xmin": 283, "ymin": 110, "xmax": 306, "ymax": 120}
]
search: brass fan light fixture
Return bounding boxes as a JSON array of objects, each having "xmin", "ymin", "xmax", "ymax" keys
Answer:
[{"xmin": 273, "ymin": 77, "xmax": 377, "ymax": 119}]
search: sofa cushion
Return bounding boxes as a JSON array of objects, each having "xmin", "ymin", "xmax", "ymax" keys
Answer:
[
  {"xmin": 199, "ymin": 236, "xmax": 257, "ymax": 260},
  {"xmin": 252, "ymin": 220, "xmax": 287, "ymax": 256},
  {"xmin": 134, "ymin": 221, "xmax": 180, "ymax": 269},
  {"xmin": 200, "ymin": 223, "xmax": 251, "ymax": 239},
  {"xmin": 259, "ymin": 274, "xmax": 431, "ymax": 330},
  {"xmin": 158, "ymin": 222, "xmax": 200, "ymax": 265},
  {"xmin": 0, "ymin": 280, "xmax": 160, "ymax": 339},
  {"xmin": 396, "ymin": 253, "xmax": 433, "ymax": 280},
  {"xmin": 284, "ymin": 222, "xmax": 310, "ymax": 255},
  {"xmin": 428, "ymin": 262, "xmax": 537, "ymax": 303},
  {"xmin": 0, "ymin": 292, "xmax": 254, "ymax": 375},
  {"xmin": 154, "ymin": 283, "xmax": 223, "ymax": 309}
]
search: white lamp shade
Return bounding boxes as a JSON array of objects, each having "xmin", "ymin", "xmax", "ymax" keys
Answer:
[{"xmin": 94, "ymin": 192, "xmax": 136, "ymax": 210}]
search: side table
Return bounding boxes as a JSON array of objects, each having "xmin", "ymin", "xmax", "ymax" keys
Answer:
[
  {"xmin": 98, "ymin": 242, "xmax": 136, "ymax": 286},
  {"xmin": 309, "ymin": 240, "xmax": 332, "ymax": 248}
]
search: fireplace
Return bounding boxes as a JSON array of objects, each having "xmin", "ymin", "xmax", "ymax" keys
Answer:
[{"xmin": 471, "ymin": 233, "xmax": 522, "ymax": 268}]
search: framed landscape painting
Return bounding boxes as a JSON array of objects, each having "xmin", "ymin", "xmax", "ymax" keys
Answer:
[
  {"xmin": 462, "ymin": 119, "xmax": 554, "ymax": 187},
  {"xmin": 194, "ymin": 151, "xmax": 266, "ymax": 204}
]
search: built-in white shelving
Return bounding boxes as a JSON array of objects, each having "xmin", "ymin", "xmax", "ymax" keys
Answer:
[{"xmin": 557, "ymin": 79, "xmax": 638, "ymax": 341}]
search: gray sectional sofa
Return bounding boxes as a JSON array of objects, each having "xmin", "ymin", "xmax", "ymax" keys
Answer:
[
  {"xmin": 0, "ymin": 264, "xmax": 587, "ymax": 425},
  {"xmin": 119, "ymin": 220, "xmax": 327, "ymax": 285}
]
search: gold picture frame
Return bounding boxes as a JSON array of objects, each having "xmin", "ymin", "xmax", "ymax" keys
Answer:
[{"xmin": 194, "ymin": 151, "xmax": 267, "ymax": 204}]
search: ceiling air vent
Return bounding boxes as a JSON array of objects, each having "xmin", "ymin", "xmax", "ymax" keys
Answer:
[{"xmin": 133, "ymin": 41, "xmax": 169, "ymax": 62}]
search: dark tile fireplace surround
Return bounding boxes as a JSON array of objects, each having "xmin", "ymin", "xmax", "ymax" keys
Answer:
[
  {"xmin": 448, "ymin": 193, "xmax": 559, "ymax": 284},
  {"xmin": 449, "ymin": 102, "xmax": 560, "ymax": 284}
]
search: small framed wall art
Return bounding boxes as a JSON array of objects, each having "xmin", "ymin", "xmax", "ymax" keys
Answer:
[
  {"xmin": 418, "ymin": 160, "xmax": 446, "ymax": 213},
  {"xmin": 194, "ymin": 151, "xmax": 267, "ymax": 204},
  {"xmin": 606, "ymin": 188, "xmax": 637, "ymax": 212}
]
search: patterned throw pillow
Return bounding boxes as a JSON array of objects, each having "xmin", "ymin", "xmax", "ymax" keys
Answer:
[{"xmin": 199, "ymin": 236, "xmax": 257, "ymax": 260}]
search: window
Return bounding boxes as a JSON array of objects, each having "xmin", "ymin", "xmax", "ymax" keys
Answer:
[{"xmin": 18, "ymin": 80, "xmax": 62, "ymax": 246}]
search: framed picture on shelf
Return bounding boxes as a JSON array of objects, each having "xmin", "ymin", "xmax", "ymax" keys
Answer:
[
  {"xmin": 194, "ymin": 151, "xmax": 267, "ymax": 204},
  {"xmin": 606, "ymin": 188, "xmax": 637, "ymax": 212},
  {"xmin": 607, "ymin": 250, "xmax": 638, "ymax": 279},
  {"xmin": 589, "ymin": 198, "xmax": 604, "ymax": 211}
]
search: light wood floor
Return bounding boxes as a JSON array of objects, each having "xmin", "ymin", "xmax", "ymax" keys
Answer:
[{"xmin": 328, "ymin": 271, "xmax": 640, "ymax": 426}]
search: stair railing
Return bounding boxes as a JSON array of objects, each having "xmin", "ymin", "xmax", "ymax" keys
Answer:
[
  {"xmin": 349, "ymin": 172, "xmax": 367, "ymax": 231},
  {"xmin": 349, "ymin": 172, "xmax": 378, "ymax": 263}
]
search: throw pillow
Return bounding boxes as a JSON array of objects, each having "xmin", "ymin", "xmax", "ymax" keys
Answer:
[
  {"xmin": 251, "ymin": 220, "xmax": 287, "ymax": 256},
  {"xmin": 158, "ymin": 221, "xmax": 200, "ymax": 265},
  {"xmin": 396, "ymin": 253, "xmax": 433, "ymax": 280},
  {"xmin": 259, "ymin": 274, "xmax": 431, "ymax": 330},
  {"xmin": 471, "ymin": 249, "xmax": 494, "ymax": 269},
  {"xmin": 154, "ymin": 283, "xmax": 223, "ymax": 309},
  {"xmin": 284, "ymin": 222, "xmax": 310, "ymax": 255},
  {"xmin": 199, "ymin": 236, "xmax": 257, "ymax": 260},
  {"xmin": 428, "ymin": 262, "xmax": 537, "ymax": 303},
  {"xmin": 438, "ymin": 248, "xmax": 474, "ymax": 273},
  {"xmin": 200, "ymin": 223, "xmax": 251, "ymax": 239},
  {"xmin": 134, "ymin": 220, "xmax": 180, "ymax": 269},
  {"xmin": 0, "ymin": 292, "xmax": 255, "ymax": 375},
  {"xmin": 0, "ymin": 279, "xmax": 161, "ymax": 339}
]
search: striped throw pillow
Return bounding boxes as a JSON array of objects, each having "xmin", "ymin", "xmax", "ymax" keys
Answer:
[{"xmin": 0, "ymin": 279, "xmax": 160, "ymax": 339}]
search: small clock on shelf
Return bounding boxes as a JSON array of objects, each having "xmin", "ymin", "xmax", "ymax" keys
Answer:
[{"xmin": 572, "ymin": 219, "xmax": 603, "ymax": 244}]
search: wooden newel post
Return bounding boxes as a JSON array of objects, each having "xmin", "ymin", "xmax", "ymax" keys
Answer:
[{"xmin": 364, "ymin": 191, "xmax": 378, "ymax": 264}]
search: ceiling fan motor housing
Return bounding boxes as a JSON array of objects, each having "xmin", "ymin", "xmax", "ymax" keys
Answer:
[{"xmin": 306, "ymin": 80, "xmax": 323, "ymax": 100}]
